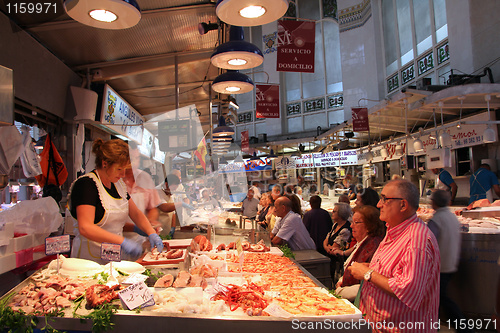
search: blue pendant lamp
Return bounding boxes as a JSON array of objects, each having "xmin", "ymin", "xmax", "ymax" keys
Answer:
[
  {"xmin": 249, "ymin": 152, "xmax": 261, "ymax": 160},
  {"xmin": 213, "ymin": 116, "xmax": 235, "ymax": 137},
  {"xmin": 216, "ymin": 0, "xmax": 289, "ymax": 26},
  {"xmin": 64, "ymin": 0, "xmax": 141, "ymax": 29},
  {"xmin": 267, "ymin": 149, "xmax": 278, "ymax": 159},
  {"xmin": 213, "ymin": 70, "xmax": 254, "ymax": 94},
  {"xmin": 212, "ymin": 26, "xmax": 263, "ymax": 70}
]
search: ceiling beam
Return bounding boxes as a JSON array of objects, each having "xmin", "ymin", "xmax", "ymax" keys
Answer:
[
  {"xmin": 120, "ymin": 81, "xmax": 208, "ymax": 94},
  {"xmin": 74, "ymin": 50, "xmax": 216, "ymax": 81}
]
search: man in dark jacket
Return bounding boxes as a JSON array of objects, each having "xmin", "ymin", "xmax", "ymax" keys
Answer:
[{"xmin": 303, "ymin": 195, "xmax": 333, "ymax": 256}]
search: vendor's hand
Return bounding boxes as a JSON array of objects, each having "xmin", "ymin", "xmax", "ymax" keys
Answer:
[
  {"xmin": 348, "ymin": 261, "xmax": 370, "ymax": 280},
  {"xmin": 148, "ymin": 233, "xmax": 164, "ymax": 252},
  {"xmin": 121, "ymin": 238, "xmax": 143, "ymax": 257},
  {"xmin": 181, "ymin": 202, "xmax": 196, "ymax": 210},
  {"xmin": 133, "ymin": 225, "xmax": 148, "ymax": 237}
]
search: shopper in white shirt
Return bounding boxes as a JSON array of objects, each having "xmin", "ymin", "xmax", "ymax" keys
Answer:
[{"xmin": 271, "ymin": 196, "xmax": 315, "ymax": 250}]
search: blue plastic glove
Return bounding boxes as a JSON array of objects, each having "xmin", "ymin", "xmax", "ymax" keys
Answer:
[
  {"xmin": 121, "ymin": 238, "xmax": 143, "ymax": 258},
  {"xmin": 148, "ymin": 233, "xmax": 164, "ymax": 252},
  {"xmin": 133, "ymin": 225, "xmax": 148, "ymax": 237},
  {"xmin": 181, "ymin": 202, "xmax": 196, "ymax": 210},
  {"xmin": 169, "ymin": 227, "xmax": 176, "ymax": 237}
]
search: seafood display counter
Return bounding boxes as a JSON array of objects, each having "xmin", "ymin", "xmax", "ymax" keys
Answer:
[{"xmin": 0, "ymin": 237, "xmax": 369, "ymax": 333}]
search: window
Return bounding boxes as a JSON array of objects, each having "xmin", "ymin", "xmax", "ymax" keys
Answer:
[{"xmin": 382, "ymin": 0, "xmax": 448, "ymax": 95}]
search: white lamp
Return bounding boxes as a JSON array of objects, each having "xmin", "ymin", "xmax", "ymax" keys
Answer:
[
  {"xmin": 64, "ymin": 0, "xmax": 141, "ymax": 30},
  {"xmin": 413, "ymin": 138, "xmax": 424, "ymax": 152},
  {"xmin": 484, "ymin": 94, "xmax": 497, "ymax": 143},
  {"xmin": 216, "ymin": 0, "xmax": 289, "ymax": 27},
  {"xmin": 380, "ymin": 147, "xmax": 388, "ymax": 158},
  {"xmin": 439, "ymin": 131, "xmax": 452, "ymax": 147}
]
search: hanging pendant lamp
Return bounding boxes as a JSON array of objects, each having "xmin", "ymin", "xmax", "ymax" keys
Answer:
[
  {"xmin": 213, "ymin": 116, "xmax": 235, "ymax": 137},
  {"xmin": 267, "ymin": 149, "xmax": 278, "ymax": 159},
  {"xmin": 249, "ymin": 152, "xmax": 261, "ymax": 160},
  {"xmin": 212, "ymin": 70, "xmax": 254, "ymax": 94},
  {"xmin": 413, "ymin": 138, "xmax": 424, "ymax": 152},
  {"xmin": 64, "ymin": 0, "xmax": 141, "ymax": 30},
  {"xmin": 212, "ymin": 26, "xmax": 263, "ymax": 70},
  {"xmin": 216, "ymin": 0, "xmax": 289, "ymax": 26},
  {"xmin": 484, "ymin": 95, "xmax": 496, "ymax": 143}
]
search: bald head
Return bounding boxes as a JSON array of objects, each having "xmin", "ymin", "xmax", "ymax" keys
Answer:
[{"xmin": 274, "ymin": 196, "xmax": 292, "ymax": 217}]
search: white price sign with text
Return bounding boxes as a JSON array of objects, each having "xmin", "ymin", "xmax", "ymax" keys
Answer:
[
  {"xmin": 118, "ymin": 282, "xmax": 155, "ymax": 310},
  {"xmin": 45, "ymin": 235, "xmax": 71, "ymax": 255},
  {"xmin": 101, "ymin": 243, "xmax": 121, "ymax": 262}
]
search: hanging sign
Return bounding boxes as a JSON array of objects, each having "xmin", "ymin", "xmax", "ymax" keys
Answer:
[
  {"xmin": 256, "ymin": 84, "xmax": 280, "ymax": 118},
  {"xmin": 312, "ymin": 150, "xmax": 358, "ymax": 167},
  {"xmin": 101, "ymin": 84, "xmax": 144, "ymax": 143},
  {"xmin": 244, "ymin": 157, "xmax": 272, "ymax": 172},
  {"xmin": 407, "ymin": 113, "xmax": 496, "ymax": 154},
  {"xmin": 241, "ymin": 130, "xmax": 249, "ymax": 153},
  {"xmin": 276, "ymin": 20, "xmax": 316, "ymax": 73},
  {"xmin": 352, "ymin": 107, "xmax": 369, "ymax": 132},
  {"xmin": 295, "ymin": 154, "xmax": 314, "ymax": 169}
]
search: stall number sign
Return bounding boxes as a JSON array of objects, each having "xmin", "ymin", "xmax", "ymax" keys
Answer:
[
  {"xmin": 118, "ymin": 282, "xmax": 155, "ymax": 310},
  {"xmin": 45, "ymin": 235, "xmax": 71, "ymax": 255},
  {"xmin": 101, "ymin": 243, "xmax": 121, "ymax": 262}
]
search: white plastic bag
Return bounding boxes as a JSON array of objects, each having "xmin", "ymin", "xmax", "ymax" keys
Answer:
[
  {"xmin": 0, "ymin": 197, "xmax": 63, "ymax": 234},
  {"xmin": 20, "ymin": 126, "xmax": 43, "ymax": 178},
  {"xmin": 0, "ymin": 126, "xmax": 24, "ymax": 174}
]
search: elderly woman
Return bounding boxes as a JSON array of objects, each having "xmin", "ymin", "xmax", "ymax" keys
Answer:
[
  {"xmin": 323, "ymin": 202, "xmax": 352, "ymax": 285},
  {"xmin": 256, "ymin": 192, "xmax": 273, "ymax": 229},
  {"xmin": 334, "ymin": 205, "xmax": 385, "ymax": 301}
]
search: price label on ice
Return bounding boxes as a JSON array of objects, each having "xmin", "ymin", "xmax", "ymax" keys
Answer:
[
  {"xmin": 101, "ymin": 243, "xmax": 121, "ymax": 262},
  {"xmin": 118, "ymin": 282, "xmax": 155, "ymax": 310},
  {"xmin": 45, "ymin": 235, "xmax": 71, "ymax": 255}
]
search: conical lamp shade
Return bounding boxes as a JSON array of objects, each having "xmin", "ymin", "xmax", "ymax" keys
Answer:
[
  {"xmin": 211, "ymin": 26, "xmax": 263, "ymax": 70},
  {"xmin": 439, "ymin": 132, "xmax": 452, "ymax": 147},
  {"xmin": 484, "ymin": 126, "xmax": 496, "ymax": 143},
  {"xmin": 413, "ymin": 138, "xmax": 423, "ymax": 152},
  {"xmin": 212, "ymin": 70, "xmax": 254, "ymax": 94},
  {"xmin": 213, "ymin": 116, "xmax": 235, "ymax": 137},
  {"xmin": 64, "ymin": 0, "xmax": 141, "ymax": 29},
  {"xmin": 216, "ymin": 0, "xmax": 289, "ymax": 27}
]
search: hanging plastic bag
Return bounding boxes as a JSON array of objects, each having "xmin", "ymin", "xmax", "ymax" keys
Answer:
[
  {"xmin": 0, "ymin": 197, "xmax": 63, "ymax": 235},
  {"xmin": 20, "ymin": 126, "xmax": 43, "ymax": 178},
  {"xmin": 0, "ymin": 126, "xmax": 24, "ymax": 174}
]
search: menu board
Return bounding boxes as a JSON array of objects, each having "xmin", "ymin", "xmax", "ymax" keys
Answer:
[{"xmin": 158, "ymin": 119, "xmax": 191, "ymax": 153}]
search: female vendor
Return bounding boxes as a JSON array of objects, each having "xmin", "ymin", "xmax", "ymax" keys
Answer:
[{"xmin": 69, "ymin": 139, "xmax": 163, "ymax": 264}]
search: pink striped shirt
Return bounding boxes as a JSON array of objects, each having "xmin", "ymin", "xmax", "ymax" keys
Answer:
[{"xmin": 359, "ymin": 214, "xmax": 440, "ymax": 332}]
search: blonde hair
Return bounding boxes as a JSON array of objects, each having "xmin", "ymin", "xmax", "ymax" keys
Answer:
[{"xmin": 92, "ymin": 139, "xmax": 130, "ymax": 168}]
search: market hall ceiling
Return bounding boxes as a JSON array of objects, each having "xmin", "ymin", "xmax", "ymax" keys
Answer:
[{"xmin": 0, "ymin": 0, "xmax": 220, "ymax": 132}]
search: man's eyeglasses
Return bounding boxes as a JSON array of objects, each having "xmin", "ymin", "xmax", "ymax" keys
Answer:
[{"xmin": 379, "ymin": 194, "xmax": 404, "ymax": 203}]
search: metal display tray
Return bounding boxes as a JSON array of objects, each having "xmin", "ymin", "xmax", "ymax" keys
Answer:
[{"xmin": 0, "ymin": 261, "xmax": 370, "ymax": 333}]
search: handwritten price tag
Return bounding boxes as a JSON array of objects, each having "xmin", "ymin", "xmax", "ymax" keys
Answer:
[
  {"xmin": 101, "ymin": 243, "xmax": 121, "ymax": 262},
  {"xmin": 118, "ymin": 282, "xmax": 155, "ymax": 310},
  {"xmin": 45, "ymin": 235, "xmax": 71, "ymax": 255}
]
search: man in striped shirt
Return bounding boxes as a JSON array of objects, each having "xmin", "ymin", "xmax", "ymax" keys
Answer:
[{"xmin": 349, "ymin": 180, "xmax": 440, "ymax": 332}]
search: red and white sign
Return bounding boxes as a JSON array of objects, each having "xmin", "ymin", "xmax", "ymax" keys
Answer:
[
  {"xmin": 352, "ymin": 108, "xmax": 369, "ymax": 132},
  {"xmin": 277, "ymin": 20, "xmax": 315, "ymax": 73},
  {"xmin": 256, "ymin": 84, "xmax": 280, "ymax": 118},
  {"xmin": 241, "ymin": 130, "xmax": 249, "ymax": 153}
]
